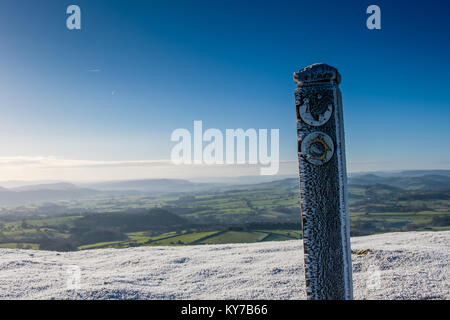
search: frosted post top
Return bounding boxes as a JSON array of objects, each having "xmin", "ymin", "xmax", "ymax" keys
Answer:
[{"xmin": 293, "ymin": 63, "xmax": 341, "ymax": 86}]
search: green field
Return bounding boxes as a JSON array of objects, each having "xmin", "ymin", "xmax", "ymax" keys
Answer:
[
  {"xmin": 77, "ymin": 229, "xmax": 301, "ymax": 250},
  {"xmin": 200, "ymin": 231, "xmax": 268, "ymax": 244},
  {"xmin": 149, "ymin": 231, "xmax": 221, "ymax": 245},
  {"xmin": 0, "ymin": 243, "xmax": 39, "ymax": 250}
]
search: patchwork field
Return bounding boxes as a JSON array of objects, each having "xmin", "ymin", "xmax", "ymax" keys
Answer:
[
  {"xmin": 0, "ymin": 176, "xmax": 448, "ymax": 251},
  {"xmin": 77, "ymin": 229, "xmax": 301, "ymax": 250}
]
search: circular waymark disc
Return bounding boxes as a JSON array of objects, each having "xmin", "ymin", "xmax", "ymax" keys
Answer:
[
  {"xmin": 299, "ymin": 98, "xmax": 333, "ymax": 127},
  {"xmin": 301, "ymin": 132, "xmax": 334, "ymax": 165}
]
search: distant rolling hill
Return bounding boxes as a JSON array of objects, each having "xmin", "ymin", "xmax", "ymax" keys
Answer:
[
  {"xmin": 217, "ymin": 173, "xmax": 450, "ymax": 192},
  {"xmin": 348, "ymin": 174, "xmax": 450, "ymax": 190},
  {"xmin": 0, "ymin": 179, "xmax": 221, "ymax": 207},
  {"xmin": 85, "ymin": 179, "xmax": 218, "ymax": 193},
  {"xmin": 0, "ymin": 183, "xmax": 99, "ymax": 206},
  {"xmin": 11, "ymin": 182, "xmax": 82, "ymax": 192},
  {"xmin": 349, "ymin": 170, "xmax": 450, "ymax": 178},
  {"xmin": 396, "ymin": 170, "xmax": 450, "ymax": 177},
  {"xmin": 0, "ymin": 179, "xmax": 221, "ymax": 206}
]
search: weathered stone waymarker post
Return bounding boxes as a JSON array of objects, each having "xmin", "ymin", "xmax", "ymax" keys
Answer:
[{"xmin": 293, "ymin": 63, "xmax": 353, "ymax": 300}]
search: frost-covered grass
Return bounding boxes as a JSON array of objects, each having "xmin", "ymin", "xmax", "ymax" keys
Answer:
[{"xmin": 0, "ymin": 231, "xmax": 448, "ymax": 300}]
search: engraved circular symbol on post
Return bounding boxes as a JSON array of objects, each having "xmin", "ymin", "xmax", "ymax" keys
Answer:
[
  {"xmin": 301, "ymin": 132, "xmax": 334, "ymax": 165},
  {"xmin": 299, "ymin": 98, "xmax": 333, "ymax": 126}
]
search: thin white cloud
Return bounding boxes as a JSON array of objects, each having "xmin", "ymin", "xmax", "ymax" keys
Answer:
[
  {"xmin": 0, "ymin": 156, "xmax": 170, "ymax": 168},
  {"xmin": 0, "ymin": 157, "xmax": 296, "ymax": 181}
]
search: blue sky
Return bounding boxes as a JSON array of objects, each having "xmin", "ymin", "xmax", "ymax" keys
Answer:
[{"xmin": 0, "ymin": 0, "xmax": 449, "ymax": 180}]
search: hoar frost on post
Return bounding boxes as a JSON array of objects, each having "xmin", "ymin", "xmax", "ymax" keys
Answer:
[{"xmin": 294, "ymin": 63, "xmax": 353, "ymax": 300}]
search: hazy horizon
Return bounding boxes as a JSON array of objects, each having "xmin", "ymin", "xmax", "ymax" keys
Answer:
[
  {"xmin": 1, "ymin": 156, "xmax": 450, "ymax": 183},
  {"xmin": 0, "ymin": 166, "xmax": 449, "ymax": 187}
]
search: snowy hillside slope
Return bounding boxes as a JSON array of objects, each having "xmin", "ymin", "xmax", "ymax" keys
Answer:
[{"xmin": 0, "ymin": 231, "xmax": 448, "ymax": 300}]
